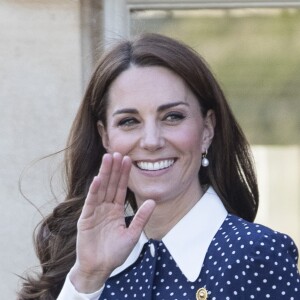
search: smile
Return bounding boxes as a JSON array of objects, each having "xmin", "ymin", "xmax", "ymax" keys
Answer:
[{"xmin": 136, "ymin": 159, "xmax": 175, "ymax": 171}]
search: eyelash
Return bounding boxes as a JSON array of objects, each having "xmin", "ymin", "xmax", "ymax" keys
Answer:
[
  {"xmin": 117, "ymin": 117, "xmax": 139, "ymax": 127},
  {"xmin": 117, "ymin": 112, "xmax": 186, "ymax": 128},
  {"xmin": 163, "ymin": 112, "xmax": 185, "ymax": 122}
]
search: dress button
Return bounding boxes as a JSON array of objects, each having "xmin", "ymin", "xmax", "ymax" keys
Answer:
[
  {"xmin": 149, "ymin": 243, "xmax": 155, "ymax": 257},
  {"xmin": 196, "ymin": 287, "xmax": 208, "ymax": 300}
]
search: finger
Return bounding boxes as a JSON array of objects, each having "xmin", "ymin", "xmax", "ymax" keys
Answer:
[
  {"xmin": 89, "ymin": 176, "xmax": 101, "ymax": 195},
  {"xmin": 129, "ymin": 200, "xmax": 156, "ymax": 236},
  {"xmin": 103, "ymin": 152, "xmax": 123, "ymax": 203},
  {"xmin": 114, "ymin": 156, "xmax": 132, "ymax": 206},
  {"xmin": 80, "ymin": 176, "xmax": 101, "ymax": 220},
  {"xmin": 80, "ymin": 153, "xmax": 113, "ymax": 220},
  {"xmin": 96, "ymin": 153, "xmax": 113, "ymax": 203}
]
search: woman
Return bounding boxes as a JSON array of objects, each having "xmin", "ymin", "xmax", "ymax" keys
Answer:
[{"xmin": 19, "ymin": 33, "xmax": 300, "ymax": 299}]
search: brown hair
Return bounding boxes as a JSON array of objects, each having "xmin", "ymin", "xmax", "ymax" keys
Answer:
[{"xmin": 18, "ymin": 33, "xmax": 258, "ymax": 299}]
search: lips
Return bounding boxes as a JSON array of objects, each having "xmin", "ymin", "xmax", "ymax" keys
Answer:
[{"xmin": 136, "ymin": 159, "xmax": 175, "ymax": 171}]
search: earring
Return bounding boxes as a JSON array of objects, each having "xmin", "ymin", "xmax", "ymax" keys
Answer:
[{"xmin": 201, "ymin": 150, "xmax": 209, "ymax": 167}]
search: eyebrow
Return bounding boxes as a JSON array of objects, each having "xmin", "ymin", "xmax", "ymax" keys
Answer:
[
  {"xmin": 113, "ymin": 108, "xmax": 138, "ymax": 116},
  {"xmin": 112, "ymin": 101, "xmax": 189, "ymax": 116},
  {"xmin": 157, "ymin": 101, "xmax": 189, "ymax": 112}
]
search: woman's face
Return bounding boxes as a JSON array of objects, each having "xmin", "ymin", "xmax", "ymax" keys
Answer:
[{"xmin": 98, "ymin": 66, "xmax": 214, "ymax": 206}]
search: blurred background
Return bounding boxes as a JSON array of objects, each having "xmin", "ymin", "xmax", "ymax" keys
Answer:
[{"xmin": 1, "ymin": 0, "xmax": 299, "ymax": 298}]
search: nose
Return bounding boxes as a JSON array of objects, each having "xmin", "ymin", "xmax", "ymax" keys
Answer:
[{"xmin": 140, "ymin": 121, "xmax": 165, "ymax": 151}]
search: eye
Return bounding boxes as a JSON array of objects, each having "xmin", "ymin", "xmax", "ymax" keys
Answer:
[
  {"xmin": 117, "ymin": 117, "xmax": 139, "ymax": 127},
  {"xmin": 163, "ymin": 112, "xmax": 186, "ymax": 122}
]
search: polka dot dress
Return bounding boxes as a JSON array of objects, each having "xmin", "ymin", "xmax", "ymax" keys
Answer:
[{"xmin": 100, "ymin": 214, "xmax": 300, "ymax": 299}]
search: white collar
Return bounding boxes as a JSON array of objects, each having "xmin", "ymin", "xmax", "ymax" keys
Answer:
[{"xmin": 111, "ymin": 187, "xmax": 228, "ymax": 282}]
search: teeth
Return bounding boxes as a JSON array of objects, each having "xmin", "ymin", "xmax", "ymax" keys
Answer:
[{"xmin": 137, "ymin": 160, "xmax": 174, "ymax": 171}]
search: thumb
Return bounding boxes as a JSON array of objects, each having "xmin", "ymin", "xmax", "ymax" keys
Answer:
[{"xmin": 128, "ymin": 199, "xmax": 156, "ymax": 236}]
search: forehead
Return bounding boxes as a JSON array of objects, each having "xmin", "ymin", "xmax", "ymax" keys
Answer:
[{"xmin": 107, "ymin": 66, "xmax": 200, "ymax": 112}]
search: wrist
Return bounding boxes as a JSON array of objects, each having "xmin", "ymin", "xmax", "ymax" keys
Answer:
[{"xmin": 69, "ymin": 264, "xmax": 110, "ymax": 293}]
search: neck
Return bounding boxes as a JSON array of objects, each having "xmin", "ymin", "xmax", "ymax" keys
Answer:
[{"xmin": 139, "ymin": 185, "xmax": 204, "ymax": 240}]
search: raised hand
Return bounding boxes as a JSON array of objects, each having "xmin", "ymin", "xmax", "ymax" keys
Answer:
[{"xmin": 70, "ymin": 153, "xmax": 156, "ymax": 293}]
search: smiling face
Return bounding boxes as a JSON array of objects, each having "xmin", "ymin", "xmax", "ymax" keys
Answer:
[{"xmin": 98, "ymin": 66, "xmax": 214, "ymax": 207}]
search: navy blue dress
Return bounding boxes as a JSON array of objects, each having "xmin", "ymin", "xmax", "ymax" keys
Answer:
[{"xmin": 100, "ymin": 214, "xmax": 300, "ymax": 299}]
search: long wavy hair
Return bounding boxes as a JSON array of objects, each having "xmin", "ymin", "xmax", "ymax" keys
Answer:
[{"xmin": 18, "ymin": 33, "xmax": 258, "ymax": 299}]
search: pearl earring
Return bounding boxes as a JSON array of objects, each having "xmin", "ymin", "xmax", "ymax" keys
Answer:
[{"xmin": 201, "ymin": 150, "xmax": 209, "ymax": 167}]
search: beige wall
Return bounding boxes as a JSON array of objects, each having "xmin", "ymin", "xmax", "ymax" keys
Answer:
[
  {"xmin": 254, "ymin": 146, "xmax": 300, "ymax": 246},
  {"xmin": 0, "ymin": 1, "xmax": 82, "ymax": 298}
]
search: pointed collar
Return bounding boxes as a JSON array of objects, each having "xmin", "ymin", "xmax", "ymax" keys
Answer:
[{"xmin": 111, "ymin": 187, "xmax": 228, "ymax": 281}]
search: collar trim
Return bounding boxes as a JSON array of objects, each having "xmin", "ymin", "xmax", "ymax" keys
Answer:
[{"xmin": 111, "ymin": 187, "xmax": 228, "ymax": 281}]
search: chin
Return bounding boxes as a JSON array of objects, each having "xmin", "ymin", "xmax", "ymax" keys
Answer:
[{"xmin": 132, "ymin": 188, "xmax": 172, "ymax": 204}]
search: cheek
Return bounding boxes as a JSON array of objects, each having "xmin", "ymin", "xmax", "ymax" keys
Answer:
[
  {"xmin": 173, "ymin": 125, "xmax": 203, "ymax": 152},
  {"xmin": 106, "ymin": 131, "xmax": 136, "ymax": 154}
]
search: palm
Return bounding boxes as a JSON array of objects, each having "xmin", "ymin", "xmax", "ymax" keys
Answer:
[{"xmin": 75, "ymin": 153, "xmax": 155, "ymax": 280}]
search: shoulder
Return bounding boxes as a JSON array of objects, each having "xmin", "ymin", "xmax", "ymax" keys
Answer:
[
  {"xmin": 204, "ymin": 214, "xmax": 300, "ymax": 297},
  {"xmin": 207, "ymin": 214, "xmax": 300, "ymax": 278},
  {"xmin": 218, "ymin": 214, "xmax": 299, "ymax": 262}
]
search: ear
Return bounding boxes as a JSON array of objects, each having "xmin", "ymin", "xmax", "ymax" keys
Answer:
[
  {"xmin": 97, "ymin": 121, "xmax": 110, "ymax": 151},
  {"xmin": 201, "ymin": 109, "xmax": 215, "ymax": 152}
]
